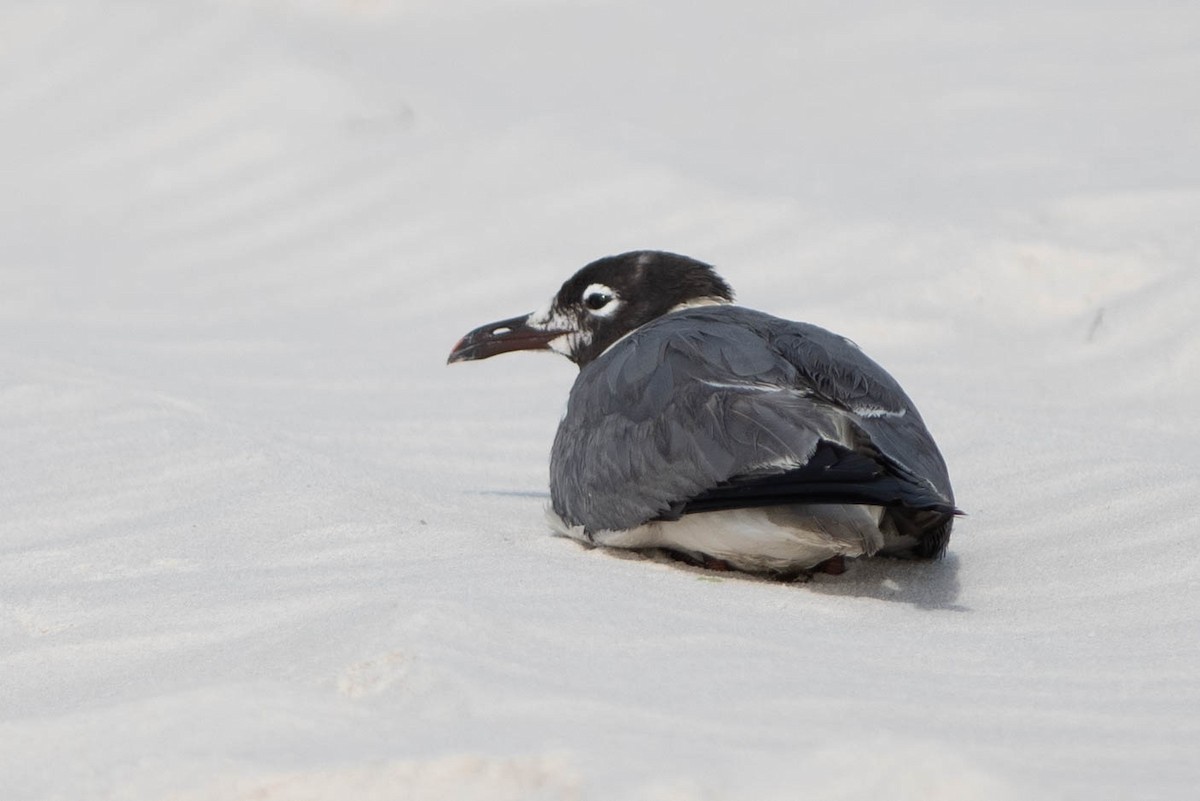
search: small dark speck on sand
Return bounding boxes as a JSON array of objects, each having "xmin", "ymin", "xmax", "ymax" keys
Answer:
[{"xmin": 1087, "ymin": 308, "xmax": 1105, "ymax": 342}]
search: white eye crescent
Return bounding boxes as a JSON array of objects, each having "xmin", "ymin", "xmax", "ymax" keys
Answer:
[{"xmin": 581, "ymin": 283, "xmax": 618, "ymax": 315}]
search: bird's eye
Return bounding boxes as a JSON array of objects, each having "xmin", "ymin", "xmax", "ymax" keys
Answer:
[
  {"xmin": 579, "ymin": 283, "xmax": 618, "ymax": 315},
  {"xmin": 584, "ymin": 292, "xmax": 612, "ymax": 310}
]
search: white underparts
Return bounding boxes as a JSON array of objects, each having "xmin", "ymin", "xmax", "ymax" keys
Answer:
[{"xmin": 546, "ymin": 503, "xmax": 896, "ymax": 574}]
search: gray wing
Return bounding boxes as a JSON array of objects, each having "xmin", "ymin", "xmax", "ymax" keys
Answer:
[
  {"xmin": 549, "ymin": 307, "xmax": 955, "ymax": 552},
  {"xmin": 764, "ymin": 316, "xmax": 955, "ymax": 506}
]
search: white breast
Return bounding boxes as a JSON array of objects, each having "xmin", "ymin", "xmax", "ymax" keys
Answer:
[{"xmin": 547, "ymin": 503, "xmax": 887, "ymax": 574}]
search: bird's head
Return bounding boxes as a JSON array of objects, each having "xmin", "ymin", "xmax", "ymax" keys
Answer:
[{"xmin": 447, "ymin": 251, "xmax": 734, "ymax": 368}]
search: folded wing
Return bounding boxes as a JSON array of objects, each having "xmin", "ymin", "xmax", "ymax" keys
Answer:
[{"xmin": 549, "ymin": 307, "xmax": 956, "ymax": 555}]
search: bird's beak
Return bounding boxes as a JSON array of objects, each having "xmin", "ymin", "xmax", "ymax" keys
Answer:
[{"xmin": 447, "ymin": 313, "xmax": 567, "ymax": 364}]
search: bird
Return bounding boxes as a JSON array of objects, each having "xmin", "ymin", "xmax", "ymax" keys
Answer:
[{"xmin": 447, "ymin": 250, "xmax": 957, "ymax": 578}]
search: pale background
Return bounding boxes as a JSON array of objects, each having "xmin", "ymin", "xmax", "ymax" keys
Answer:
[{"xmin": 2, "ymin": 2, "xmax": 1198, "ymax": 799}]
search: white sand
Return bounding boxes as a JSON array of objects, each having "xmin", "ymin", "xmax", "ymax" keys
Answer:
[{"xmin": 2, "ymin": 2, "xmax": 1198, "ymax": 799}]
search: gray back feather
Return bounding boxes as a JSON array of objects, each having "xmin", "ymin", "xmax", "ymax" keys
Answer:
[{"xmin": 550, "ymin": 306, "xmax": 953, "ymax": 533}]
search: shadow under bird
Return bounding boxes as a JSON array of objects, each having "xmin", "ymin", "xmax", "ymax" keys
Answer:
[{"xmin": 448, "ymin": 251, "xmax": 958, "ymax": 578}]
